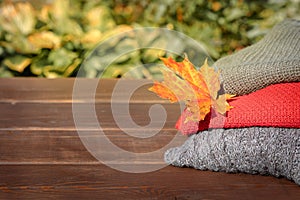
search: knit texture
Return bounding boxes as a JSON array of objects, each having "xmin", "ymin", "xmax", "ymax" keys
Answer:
[
  {"xmin": 164, "ymin": 19, "xmax": 300, "ymax": 185},
  {"xmin": 214, "ymin": 18, "xmax": 300, "ymax": 96},
  {"xmin": 165, "ymin": 127, "xmax": 300, "ymax": 185},
  {"xmin": 176, "ymin": 82, "xmax": 300, "ymax": 135}
]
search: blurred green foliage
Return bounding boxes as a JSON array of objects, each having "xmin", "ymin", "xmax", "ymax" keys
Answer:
[{"xmin": 0, "ymin": 0, "xmax": 299, "ymax": 78}]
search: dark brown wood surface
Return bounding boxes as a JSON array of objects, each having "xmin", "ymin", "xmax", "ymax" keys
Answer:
[{"xmin": 0, "ymin": 78, "xmax": 299, "ymax": 200}]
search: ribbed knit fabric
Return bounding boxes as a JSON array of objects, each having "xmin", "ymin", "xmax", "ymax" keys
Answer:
[
  {"xmin": 176, "ymin": 82, "xmax": 300, "ymax": 135},
  {"xmin": 164, "ymin": 19, "xmax": 300, "ymax": 185},
  {"xmin": 214, "ymin": 19, "xmax": 300, "ymax": 96},
  {"xmin": 165, "ymin": 127, "xmax": 300, "ymax": 185}
]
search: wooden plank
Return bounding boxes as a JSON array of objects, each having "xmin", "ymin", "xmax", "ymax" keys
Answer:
[
  {"xmin": 0, "ymin": 165, "xmax": 299, "ymax": 200},
  {"xmin": 0, "ymin": 78, "xmax": 299, "ymax": 199},
  {"xmin": 0, "ymin": 130, "xmax": 185, "ymax": 163},
  {"xmin": 0, "ymin": 78, "xmax": 166, "ymax": 103},
  {"xmin": 0, "ymin": 102, "xmax": 181, "ymax": 129}
]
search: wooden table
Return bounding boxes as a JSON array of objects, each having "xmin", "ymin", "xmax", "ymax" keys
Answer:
[{"xmin": 0, "ymin": 78, "xmax": 299, "ymax": 199}]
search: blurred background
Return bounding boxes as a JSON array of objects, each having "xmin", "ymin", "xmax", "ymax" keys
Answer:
[{"xmin": 0, "ymin": 0, "xmax": 299, "ymax": 78}]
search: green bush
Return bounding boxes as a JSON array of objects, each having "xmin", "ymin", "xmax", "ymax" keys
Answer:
[
  {"xmin": 0, "ymin": 0, "xmax": 299, "ymax": 78},
  {"xmin": 110, "ymin": 0, "xmax": 299, "ymax": 58}
]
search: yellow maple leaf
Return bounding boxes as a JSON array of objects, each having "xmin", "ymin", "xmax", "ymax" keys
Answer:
[{"xmin": 149, "ymin": 55, "xmax": 234, "ymax": 122}]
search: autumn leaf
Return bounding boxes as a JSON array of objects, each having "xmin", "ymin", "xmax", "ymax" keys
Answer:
[
  {"xmin": 149, "ymin": 55, "xmax": 234, "ymax": 123},
  {"xmin": 199, "ymin": 59, "xmax": 220, "ymax": 100}
]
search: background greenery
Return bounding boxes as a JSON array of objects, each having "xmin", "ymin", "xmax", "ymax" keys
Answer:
[{"xmin": 0, "ymin": 0, "xmax": 299, "ymax": 78}]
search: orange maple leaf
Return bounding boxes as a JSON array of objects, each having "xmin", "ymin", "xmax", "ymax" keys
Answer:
[{"xmin": 148, "ymin": 55, "xmax": 234, "ymax": 122}]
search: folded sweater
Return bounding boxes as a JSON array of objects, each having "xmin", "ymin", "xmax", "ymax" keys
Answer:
[
  {"xmin": 177, "ymin": 82, "xmax": 300, "ymax": 135},
  {"xmin": 164, "ymin": 19, "xmax": 300, "ymax": 185},
  {"xmin": 165, "ymin": 127, "xmax": 300, "ymax": 185},
  {"xmin": 214, "ymin": 18, "xmax": 300, "ymax": 96}
]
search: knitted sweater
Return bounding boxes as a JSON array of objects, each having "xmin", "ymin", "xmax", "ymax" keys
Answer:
[
  {"xmin": 176, "ymin": 82, "xmax": 300, "ymax": 135},
  {"xmin": 165, "ymin": 127, "xmax": 300, "ymax": 185},
  {"xmin": 214, "ymin": 18, "xmax": 300, "ymax": 96},
  {"xmin": 164, "ymin": 19, "xmax": 300, "ymax": 185}
]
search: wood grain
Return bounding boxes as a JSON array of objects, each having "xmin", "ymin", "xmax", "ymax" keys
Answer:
[
  {"xmin": 0, "ymin": 165, "xmax": 299, "ymax": 200},
  {"xmin": 0, "ymin": 102, "xmax": 181, "ymax": 129},
  {"xmin": 0, "ymin": 78, "xmax": 165, "ymax": 103},
  {"xmin": 0, "ymin": 78, "xmax": 299, "ymax": 199},
  {"xmin": 0, "ymin": 130, "xmax": 184, "ymax": 163}
]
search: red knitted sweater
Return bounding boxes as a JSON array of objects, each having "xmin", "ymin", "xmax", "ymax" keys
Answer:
[{"xmin": 176, "ymin": 82, "xmax": 300, "ymax": 135}]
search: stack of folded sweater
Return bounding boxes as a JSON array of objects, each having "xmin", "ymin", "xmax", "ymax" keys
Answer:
[{"xmin": 164, "ymin": 19, "xmax": 300, "ymax": 185}]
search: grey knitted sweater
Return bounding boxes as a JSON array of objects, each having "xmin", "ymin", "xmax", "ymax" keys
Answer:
[
  {"xmin": 215, "ymin": 18, "xmax": 300, "ymax": 95},
  {"xmin": 165, "ymin": 128, "xmax": 300, "ymax": 185},
  {"xmin": 164, "ymin": 19, "xmax": 300, "ymax": 185}
]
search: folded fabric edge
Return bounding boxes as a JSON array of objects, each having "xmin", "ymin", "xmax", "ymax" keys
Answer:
[
  {"xmin": 164, "ymin": 127, "xmax": 300, "ymax": 185},
  {"xmin": 176, "ymin": 82, "xmax": 300, "ymax": 135}
]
